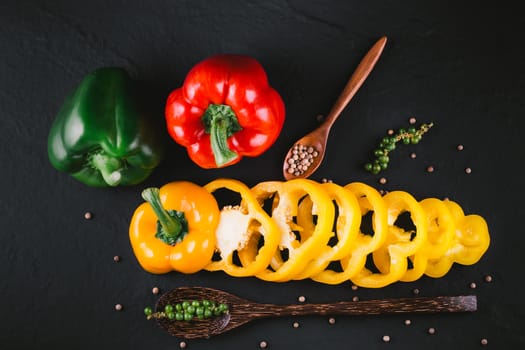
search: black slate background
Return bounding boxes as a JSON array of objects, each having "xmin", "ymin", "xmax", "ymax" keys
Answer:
[{"xmin": 1, "ymin": 1, "xmax": 524, "ymax": 349}]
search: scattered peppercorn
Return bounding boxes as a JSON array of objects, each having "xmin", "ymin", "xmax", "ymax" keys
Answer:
[
  {"xmin": 284, "ymin": 144, "xmax": 319, "ymax": 177},
  {"xmin": 379, "ymin": 177, "xmax": 387, "ymax": 185},
  {"xmin": 427, "ymin": 327, "xmax": 436, "ymax": 335},
  {"xmin": 404, "ymin": 319, "xmax": 411, "ymax": 326},
  {"xmin": 410, "ymin": 152, "xmax": 417, "ymax": 159},
  {"xmin": 298, "ymin": 295, "xmax": 306, "ymax": 303},
  {"xmin": 480, "ymin": 338, "xmax": 488, "ymax": 346},
  {"xmin": 382, "ymin": 335, "xmax": 391, "ymax": 342},
  {"xmin": 179, "ymin": 341, "xmax": 187, "ymax": 349},
  {"xmin": 387, "ymin": 129, "xmax": 394, "ymax": 135},
  {"xmin": 259, "ymin": 340, "xmax": 268, "ymax": 348},
  {"xmin": 364, "ymin": 122, "xmax": 433, "ymax": 174},
  {"xmin": 409, "ymin": 117, "xmax": 416, "ymax": 124},
  {"xmin": 484, "ymin": 275, "xmax": 493, "ymax": 283},
  {"xmin": 413, "ymin": 288, "xmax": 420, "ymax": 295},
  {"xmin": 469, "ymin": 282, "xmax": 477, "ymax": 289},
  {"xmin": 113, "ymin": 255, "xmax": 121, "ymax": 262},
  {"xmin": 465, "ymin": 167, "xmax": 472, "ymax": 174},
  {"xmin": 152, "ymin": 287, "xmax": 160, "ymax": 294},
  {"xmin": 351, "ymin": 284, "xmax": 358, "ymax": 291},
  {"xmin": 457, "ymin": 144, "xmax": 464, "ymax": 151},
  {"xmin": 328, "ymin": 317, "xmax": 336, "ymax": 324},
  {"xmin": 115, "ymin": 304, "xmax": 123, "ymax": 311},
  {"xmin": 293, "ymin": 321, "xmax": 300, "ymax": 328},
  {"xmin": 84, "ymin": 212, "xmax": 92, "ymax": 220},
  {"xmin": 426, "ymin": 165, "xmax": 434, "ymax": 173},
  {"xmin": 352, "ymin": 296, "xmax": 359, "ymax": 302}
]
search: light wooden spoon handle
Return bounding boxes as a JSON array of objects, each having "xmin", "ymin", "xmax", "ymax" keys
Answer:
[{"xmin": 324, "ymin": 36, "xmax": 387, "ymax": 127}]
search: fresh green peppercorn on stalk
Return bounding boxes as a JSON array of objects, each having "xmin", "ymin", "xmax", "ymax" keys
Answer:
[{"xmin": 48, "ymin": 67, "xmax": 163, "ymax": 187}]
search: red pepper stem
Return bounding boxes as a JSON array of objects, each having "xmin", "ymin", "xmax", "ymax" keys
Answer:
[
  {"xmin": 202, "ymin": 104, "xmax": 242, "ymax": 166},
  {"xmin": 141, "ymin": 188, "xmax": 183, "ymax": 238},
  {"xmin": 90, "ymin": 152, "xmax": 123, "ymax": 186}
]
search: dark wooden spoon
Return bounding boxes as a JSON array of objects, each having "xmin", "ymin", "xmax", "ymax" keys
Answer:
[
  {"xmin": 283, "ymin": 36, "xmax": 387, "ymax": 180},
  {"xmin": 155, "ymin": 286, "xmax": 477, "ymax": 339}
]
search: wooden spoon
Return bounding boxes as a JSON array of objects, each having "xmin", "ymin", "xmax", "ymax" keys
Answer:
[
  {"xmin": 154, "ymin": 286, "xmax": 477, "ymax": 339},
  {"xmin": 283, "ymin": 36, "xmax": 387, "ymax": 180}
]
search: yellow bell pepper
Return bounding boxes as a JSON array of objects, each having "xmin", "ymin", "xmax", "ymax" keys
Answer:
[
  {"xmin": 129, "ymin": 181, "xmax": 220, "ymax": 274},
  {"xmin": 128, "ymin": 178, "xmax": 490, "ymax": 289}
]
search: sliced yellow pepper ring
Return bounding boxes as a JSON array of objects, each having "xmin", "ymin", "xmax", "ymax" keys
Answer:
[
  {"xmin": 355, "ymin": 191, "xmax": 427, "ymax": 288},
  {"xmin": 312, "ymin": 182, "xmax": 389, "ymax": 285},
  {"xmin": 293, "ymin": 182, "xmax": 361, "ymax": 280},
  {"xmin": 204, "ymin": 178, "xmax": 280, "ymax": 277},
  {"xmin": 400, "ymin": 198, "xmax": 455, "ymax": 282},
  {"xmin": 425, "ymin": 200, "xmax": 490, "ymax": 277},
  {"xmin": 250, "ymin": 179, "xmax": 335, "ymax": 282}
]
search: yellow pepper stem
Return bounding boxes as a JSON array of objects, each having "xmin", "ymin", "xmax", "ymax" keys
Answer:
[{"xmin": 142, "ymin": 187, "xmax": 188, "ymax": 245}]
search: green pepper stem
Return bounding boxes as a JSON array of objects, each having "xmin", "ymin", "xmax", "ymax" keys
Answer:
[
  {"xmin": 141, "ymin": 188, "xmax": 183, "ymax": 239},
  {"xmin": 90, "ymin": 153, "xmax": 123, "ymax": 186},
  {"xmin": 202, "ymin": 104, "xmax": 242, "ymax": 166}
]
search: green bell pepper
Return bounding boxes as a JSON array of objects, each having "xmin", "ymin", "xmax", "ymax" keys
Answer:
[{"xmin": 48, "ymin": 67, "xmax": 163, "ymax": 187}]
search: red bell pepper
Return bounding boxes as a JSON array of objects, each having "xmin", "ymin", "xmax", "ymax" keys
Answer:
[{"xmin": 165, "ymin": 54, "xmax": 286, "ymax": 168}]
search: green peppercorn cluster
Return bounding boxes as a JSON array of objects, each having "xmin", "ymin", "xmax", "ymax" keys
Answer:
[
  {"xmin": 365, "ymin": 122, "xmax": 433, "ymax": 174},
  {"xmin": 144, "ymin": 299, "xmax": 229, "ymax": 321}
]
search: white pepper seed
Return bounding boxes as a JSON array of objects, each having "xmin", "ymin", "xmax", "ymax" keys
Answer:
[
  {"xmin": 480, "ymin": 338, "xmax": 488, "ymax": 346},
  {"xmin": 152, "ymin": 287, "xmax": 160, "ymax": 294},
  {"xmin": 426, "ymin": 165, "xmax": 434, "ymax": 173},
  {"xmin": 410, "ymin": 152, "xmax": 417, "ymax": 159},
  {"xmin": 484, "ymin": 275, "xmax": 493, "ymax": 283},
  {"xmin": 352, "ymin": 296, "xmax": 359, "ymax": 302},
  {"xmin": 382, "ymin": 335, "xmax": 391, "ymax": 342},
  {"xmin": 328, "ymin": 317, "xmax": 336, "ymax": 324},
  {"xmin": 409, "ymin": 117, "xmax": 417, "ymax": 124},
  {"xmin": 115, "ymin": 304, "xmax": 123, "ymax": 311},
  {"xmin": 404, "ymin": 319, "xmax": 411, "ymax": 326},
  {"xmin": 113, "ymin": 255, "xmax": 121, "ymax": 262},
  {"xmin": 457, "ymin": 144, "xmax": 464, "ymax": 151},
  {"xmin": 259, "ymin": 340, "xmax": 268, "ymax": 348},
  {"xmin": 351, "ymin": 284, "xmax": 358, "ymax": 291},
  {"xmin": 84, "ymin": 212, "xmax": 93, "ymax": 220},
  {"xmin": 179, "ymin": 341, "xmax": 187, "ymax": 348},
  {"xmin": 469, "ymin": 282, "xmax": 477, "ymax": 289},
  {"xmin": 285, "ymin": 144, "xmax": 320, "ymax": 176},
  {"xmin": 379, "ymin": 177, "xmax": 387, "ymax": 185},
  {"xmin": 427, "ymin": 327, "xmax": 436, "ymax": 335},
  {"xmin": 293, "ymin": 321, "xmax": 300, "ymax": 328},
  {"xmin": 413, "ymin": 288, "xmax": 420, "ymax": 295},
  {"xmin": 387, "ymin": 129, "xmax": 394, "ymax": 135},
  {"xmin": 298, "ymin": 295, "xmax": 306, "ymax": 303},
  {"xmin": 465, "ymin": 167, "xmax": 472, "ymax": 174}
]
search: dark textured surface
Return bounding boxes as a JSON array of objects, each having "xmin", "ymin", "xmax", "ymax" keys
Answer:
[{"xmin": 1, "ymin": 1, "xmax": 524, "ymax": 349}]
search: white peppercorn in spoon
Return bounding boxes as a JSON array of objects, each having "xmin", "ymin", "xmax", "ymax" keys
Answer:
[{"xmin": 283, "ymin": 36, "xmax": 387, "ymax": 180}]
